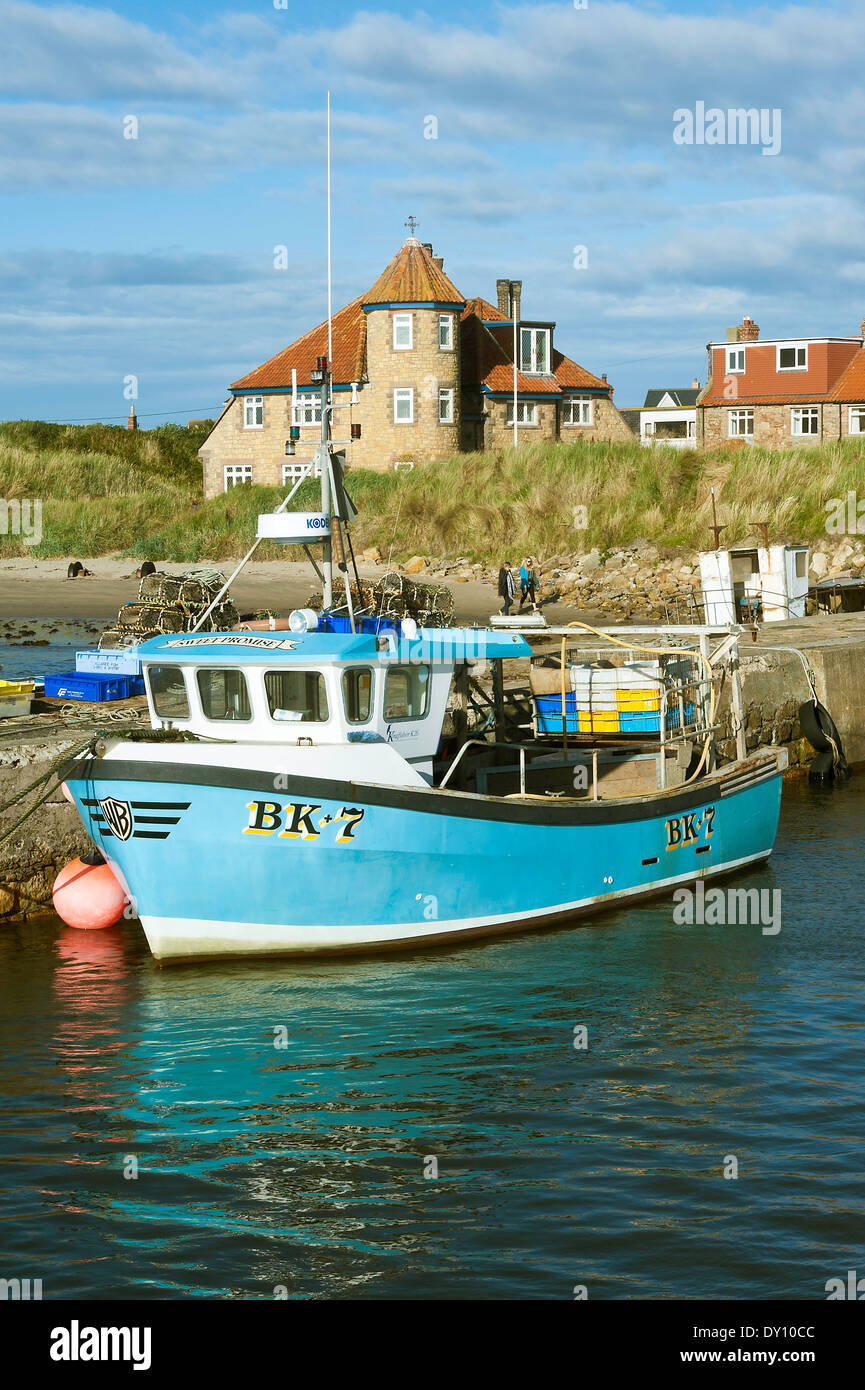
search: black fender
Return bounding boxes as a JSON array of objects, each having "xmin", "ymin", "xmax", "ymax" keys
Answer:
[{"xmin": 798, "ymin": 699, "xmax": 850, "ymax": 782}]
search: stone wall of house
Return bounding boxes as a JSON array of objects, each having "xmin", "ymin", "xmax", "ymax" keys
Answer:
[
  {"xmin": 699, "ymin": 400, "xmax": 865, "ymax": 449},
  {"xmin": 358, "ymin": 306, "xmax": 461, "ymax": 470}
]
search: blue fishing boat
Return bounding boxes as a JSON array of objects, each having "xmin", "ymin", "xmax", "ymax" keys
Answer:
[{"xmin": 59, "ymin": 606, "xmax": 784, "ymax": 961}]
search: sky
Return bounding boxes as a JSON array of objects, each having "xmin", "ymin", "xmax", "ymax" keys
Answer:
[{"xmin": 2, "ymin": 0, "xmax": 865, "ymax": 422}]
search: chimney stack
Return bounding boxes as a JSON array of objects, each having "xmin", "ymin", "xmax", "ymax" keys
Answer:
[
  {"xmin": 739, "ymin": 316, "xmax": 760, "ymax": 341},
  {"xmin": 509, "ymin": 280, "xmax": 522, "ymax": 322},
  {"xmin": 692, "ymin": 377, "xmax": 700, "ymax": 390},
  {"xmin": 432, "ymin": 256, "xmax": 444, "ymax": 270},
  {"xmin": 127, "ymin": 405, "xmax": 138, "ymax": 431},
  {"xmin": 496, "ymin": 279, "xmax": 510, "ymax": 316}
]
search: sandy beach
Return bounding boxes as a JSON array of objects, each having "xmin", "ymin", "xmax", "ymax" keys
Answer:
[{"xmin": 0, "ymin": 556, "xmax": 597, "ymax": 627}]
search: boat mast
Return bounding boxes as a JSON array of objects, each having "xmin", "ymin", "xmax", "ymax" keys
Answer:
[{"xmin": 320, "ymin": 90, "xmax": 334, "ymax": 610}]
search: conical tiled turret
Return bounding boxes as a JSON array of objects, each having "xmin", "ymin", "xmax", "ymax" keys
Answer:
[{"xmin": 362, "ymin": 237, "xmax": 465, "ymax": 306}]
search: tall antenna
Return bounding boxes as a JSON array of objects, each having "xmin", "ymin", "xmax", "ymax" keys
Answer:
[{"xmin": 327, "ymin": 91, "xmax": 333, "ymax": 369}]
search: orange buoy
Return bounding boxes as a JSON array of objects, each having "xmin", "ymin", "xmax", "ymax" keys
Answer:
[{"xmin": 52, "ymin": 854, "xmax": 129, "ymax": 931}]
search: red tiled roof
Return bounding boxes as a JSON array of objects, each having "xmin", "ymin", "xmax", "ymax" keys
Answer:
[
  {"xmin": 461, "ymin": 305, "xmax": 610, "ymax": 395},
  {"xmin": 362, "ymin": 238, "xmax": 464, "ymax": 306},
  {"xmin": 230, "ymin": 297, "xmax": 367, "ymax": 390},
  {"xmin": 829, "ymin": 346, "xmax": 865, "ymax": 401}
]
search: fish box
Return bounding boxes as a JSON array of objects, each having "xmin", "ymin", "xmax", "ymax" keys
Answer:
[
  {"xmin": 44, "ymin": 672, "xmax": 131, "ymax": 703},
  {"xmin": 0, "ymin": 679, "xmax": 35, "ymax": 719},
  {"xmin": 76, "ymin": 649, "xmax": 142, "ymax": 675}
]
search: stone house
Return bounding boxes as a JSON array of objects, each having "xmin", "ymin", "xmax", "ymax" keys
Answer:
[
  {"xmin": 199, "ymin": 237, "xmax": 630, "ymax": 499},
  {"xmin": 697, "ymin": 317, "xmax": 865, "ymax": 447}
]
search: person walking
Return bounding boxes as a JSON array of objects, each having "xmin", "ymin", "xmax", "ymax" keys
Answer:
[
  {"xmin": 497, "ymin": 560, "xmax": 517, "ymax": 616},
  {"xmin": 523, "ymin": 556, "xmax": 541, "ymax": 613},
  {"xmin": 518, "ymin": 557, "xmax": 530, "ymax": 610}
]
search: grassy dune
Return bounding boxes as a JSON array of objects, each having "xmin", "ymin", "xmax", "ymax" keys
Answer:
[{"xmin": 1, "ymin": 420, "xmax": 864, "ymax": 563}]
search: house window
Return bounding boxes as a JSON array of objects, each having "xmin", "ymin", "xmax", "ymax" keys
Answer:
[
  {"xmin": 563, "ymin": 396, "xmax": 592, "ymax": 426},
  {"xmin": 727, "ymin": 348, "xmax": 745, "ymax": 373},
  {"xmin": 778, "ymin": 344, "xmax": 807, "ymax": 371},
  {"xmin": 393, "ymin": 313, "xmax": 413, "ymax": 350},
  {"xmin": 292, "ymin": 393, "xmax": 322, "ymax": 426},
  {"xmin": 439, "ymin": 314, "xmax": 454, "ymax": 350},
  {"xmin": 791, "ymin": 407, "xmax": 819, "ymax": 435},
  {"xmin": 849, "ymin": 407, "xmax": 865, "ymax": 434},
  {"xmin": 438, "ymin": 388, "xmax": 454, "ymax": 424},
  {"xmin": 394, "ymin": 388, "xmax": 414, "ymax": 423},
  {"xmin": 224, "ymin": 464, "xmax": 252, "ymax": 489},
  {"xmin": 728, "ymin": 409, "xmax": 754, "ymax": 438},
  {"xmin": 687, "ymin": 420, "xmax": 696, "ymax": 439},
  {"xmin": 519, "ymin": 328, "xmax": 550, "ymax": 374},
  {"xmin": 244, "ymin": 396, "xmax": 263, "ymax": 428},
  {"xmin": 282, "ymin": 462, "xmax": 319, "ymax": 486},
  {"xmin": 506, "ymin": 401, "xmax": 537, "ymax": 426}
]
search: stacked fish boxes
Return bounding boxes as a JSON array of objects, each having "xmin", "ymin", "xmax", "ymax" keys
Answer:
[{"xmin": 535, "ymin": 661, "xmax": 686, "ymax": 736}]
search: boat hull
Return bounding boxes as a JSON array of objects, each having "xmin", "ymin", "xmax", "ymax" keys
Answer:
[{"xmin": 66, "ymin": 749, "xmax": 784, "ymax": 962}]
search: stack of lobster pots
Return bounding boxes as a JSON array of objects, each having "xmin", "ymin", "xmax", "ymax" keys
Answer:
[{"xmin": 99, "ymin": 570, "xmax": 238, "ymax": 650}]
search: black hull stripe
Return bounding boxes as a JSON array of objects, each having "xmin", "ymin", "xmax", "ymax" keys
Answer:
[{"xmin": 72, "ymin": 753, "xmax": 782, "ymax": 828}]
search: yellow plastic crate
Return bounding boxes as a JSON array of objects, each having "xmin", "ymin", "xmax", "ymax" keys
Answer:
[
  {"xmin": 616, "ymin": 693, "xmax": 661, "ymax": 712},
  {"xmin": 578, "ymin": 712, "xmax": 621, "ymax": 733},
  {"xmin": 0, "ymin": 680, "xmax": 35, "ymax": 696}
]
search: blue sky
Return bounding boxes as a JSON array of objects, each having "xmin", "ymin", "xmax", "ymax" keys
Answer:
[{"xmin": 2, "ymin": 0, "xmax": 864, "ymax": 422}]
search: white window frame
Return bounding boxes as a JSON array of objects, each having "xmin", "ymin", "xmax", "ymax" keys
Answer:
[
  {"xmin": 563, "ymin": 396, "xmax": 592, "ymax": 426},
  {"xmin": 394, "ymin": 388, "xmax": 414, "ymax": 423},
  {"xmin": 438, "ymin": 387, "xmax": 454, "ymax": 424},
  {"xmin": 282, "ymin": 461, "xmax": 320, "ymax": 485},
  {"xmin": 224, "ymin": 464, "xmax": 252, "ymax": 490},
  {"xmin": 728, "ymin": 408, "xmax": 754, "ymax": 438},
  {"xmin": 292, "ymin": 392, "xmax": 322, "ymax": 426},
  {"xmin": 727, "ymin": 347, "xmax": 745, "ymax": 373},
  {"xmin": 438, "ymin": 314, "xmax": 454, "ymax": 350},
  {"xmin": 777, "ymin": 343, "xmax": 808, "ymax": 372},
  {"xmin": 393, "ymin": 313, "xmax": 413, "ymax": 350},
  {"xmin": 506, "ymin": 401, "xmax": 538, "ymax": 427},
  {"xmin": 849, "ymin": 406, "xmax": 865, "ymax": 435},
  {"xmin": 791, "ymin": 406, "xmax": 819, "ymax": 436},
  {"xmin": 687, "ymin": 419, "xmax": 696, "ymax": 439},
  {"xmin": 243, "ymin": 395, "xmax": 263, "ymax": 429},
  {"xmin": 519, "ymin": 327, "xmax": 551, "ymax": 375}
]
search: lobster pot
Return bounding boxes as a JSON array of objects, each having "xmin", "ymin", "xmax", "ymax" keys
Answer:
[{"xmin": 99, "ymin": 627, "xmax": 159, "ymax": 651}]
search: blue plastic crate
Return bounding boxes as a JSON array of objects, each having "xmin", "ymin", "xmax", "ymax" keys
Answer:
[
  {"xmin": 320, "ymin": 612, "xmax": 401, "ymax": 636},
  {"xmin": 45, "ymin": 671, "xmax": 130, "ymax": 702}
]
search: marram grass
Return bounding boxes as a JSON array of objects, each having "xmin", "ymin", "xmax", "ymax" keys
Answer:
[{"xmin": 1, "ymin": 420, "xmax": 864, "ymax": 563}]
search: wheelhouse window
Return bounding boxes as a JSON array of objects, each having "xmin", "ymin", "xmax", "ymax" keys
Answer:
[
  {"xmin": 244, "ymin": 395, "xmax": 263, "ymax": 428},
  {"xmin": 148, "ymin": 666, "xmax": 190, "ymax": 721},
  {"xmin": 727, "ymin": 348, "xmax": 745, "ymax": 373},
  {"xmin": 265, "ymin": 670, "xmax": 329, "ymax": 723},
  {"xmin": 563, "ymin": 396, "xmax": 592, "ymax": 426},
  {"xmin": 342, "ymin": 667, "xmax": 374, "ymax": 723},
  {"xmin": 224, "ymin": 464, "xmax": 252, "ymax": 489},
  {"xmin": 778, "ymin": 344, "xmax": 807, "ymax": 371},
  {"xmin": 197, "ymin": 668, "xmax": 252, "ymax": 721},
  {"xmin": 393, "ymin": 313, "xmax": 413, "ymax": 350},
  {"xmin": 383, "ymin": 664, "xmax": 430, "ymax": 721},
  {"xmin": 292, "ymin": 393, "xmax": 322, "ymax": 426},
  {"xmin": 438, "ymin": 388, "xmax": 454, "ymax": 423},
  {"xmin": 506, "ymin": 401, "xmax": 537, "ymax": 426},
  {"xmin": 519, "ymin": 327, "xmax": 550, "ymax": 374},
  {"xmin": 438, "ymin": 314, "xmax": 454, "ymax": 350},
  {"xmin": 394, "ymin": 388, "xmax": 414, "ymax": 423},
  {"xmin": 850, "ymin": 407, "xmax": 865, "ymax": 434},
  {"xmin": 728, "ymin": 408, "xmax": 754, "ymax": 438},
  {"xmin": 791, "ymin": 406, "xmax": 819, "ymax": 435}
]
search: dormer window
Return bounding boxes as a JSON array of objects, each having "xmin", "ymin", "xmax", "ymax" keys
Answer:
[
  {"xmin": 519, "ymin": 327, "xmax": 550, "ymax": 374},
  {"xmin": 393, "ymin": 313, "xmax": 413, "ymax": 350},
  {"xmin": 727, "ymin": 348, "xmax": 745, "ymax": 373}
]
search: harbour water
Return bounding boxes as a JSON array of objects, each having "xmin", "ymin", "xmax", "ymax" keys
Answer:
[{"xmin": 1, "ymin": 778, "xmax": 863, "ymax": 1300}]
